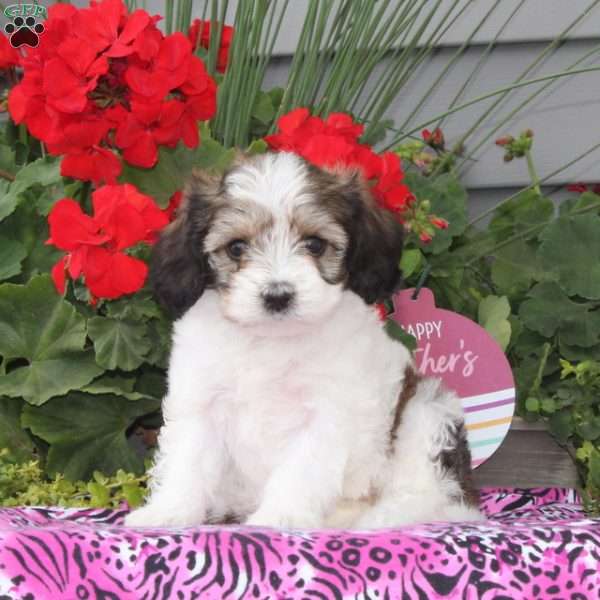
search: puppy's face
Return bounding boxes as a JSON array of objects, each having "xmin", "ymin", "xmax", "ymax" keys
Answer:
[{"xmin": 151, "ymin": 152, "xmax": 404, "ymax": 333}]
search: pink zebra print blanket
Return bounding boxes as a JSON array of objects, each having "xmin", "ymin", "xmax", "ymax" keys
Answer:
[{"xmin": 0, "ymin": 488, "xmax": 597, "ymax": 599}]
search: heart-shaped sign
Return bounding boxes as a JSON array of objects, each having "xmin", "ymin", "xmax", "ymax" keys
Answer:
[{"xmin": 392, "ymin": 287, "xmax": 515, "ymax": 469}]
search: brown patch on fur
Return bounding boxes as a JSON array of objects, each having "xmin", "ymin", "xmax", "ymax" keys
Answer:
[
  {"xmin": 306, "ymin": 164, "xmax": 404, "ymax": 304},
  {"xmin": 438, "ymin": 422, "xmax": 480, "ymax": 507},
  {"xmin": 389, "ymin": 365, "xmax": 421, "ymax": 451}
]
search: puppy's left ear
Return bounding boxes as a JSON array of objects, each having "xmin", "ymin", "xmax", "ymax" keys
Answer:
[{"xmin": 341, "ymin": 173, "xmax": 405, "ymax": 304}]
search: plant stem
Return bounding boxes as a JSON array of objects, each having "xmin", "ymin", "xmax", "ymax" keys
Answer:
[
  {"xmin": 525, "ymin": 149, "xmax": 541, "ymax": 196},
  {"xmin": 0, "ymin": 168, "xmax": 15, "ymax": 182},
  {"xmin": 385, "ymin": 66, "xmax": 600, "ymax": 148},
  {"xmin": 530, "ymin": 342, "xmax": 552, "ymax": 396},
  {"xmin": 467, "ymin": 199, "xmax": 600, "ymax": 265},
  {"xmin": 469, "ymin": 140, "xmax": 600, "ymax": 227}
]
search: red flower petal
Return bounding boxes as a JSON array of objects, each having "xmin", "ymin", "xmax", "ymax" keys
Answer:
[
  {"xmin": 83, "ymin": 246, "xmax": 148, "ymax": 299},
  {"xmin": 47, "ymin": 198, "xmax": 105, "ymax": 250},
  {"xmin": 0, "ymin": 33, "xmax": 20, "ymax": 69},
  {"xmin": 278, "ymin": 107, "xmax": 310, "ymax": 135},
  {"xmin": 51, "ymin": 256, "xmax": 68, "ymax": 295},
  {"xmin": 61, "ymin": 146, "xmax": 122, "ymax": 185}
]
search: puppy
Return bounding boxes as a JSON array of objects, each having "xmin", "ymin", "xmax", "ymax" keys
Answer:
[{"xmin": 125, "ymin": 152, "xmax": 481, "ymax": 529}]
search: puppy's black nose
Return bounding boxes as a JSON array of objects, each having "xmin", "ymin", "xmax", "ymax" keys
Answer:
[{"xmin": 262, "ymin": 283, "xmax": 295, "ymax": 313}]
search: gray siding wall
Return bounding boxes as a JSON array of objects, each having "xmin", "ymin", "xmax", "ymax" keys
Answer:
[{"xmin": 72, "ymin": 1, "xmax": 600, "ymax": 215}]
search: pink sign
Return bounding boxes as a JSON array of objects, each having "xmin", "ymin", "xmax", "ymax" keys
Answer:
[{"xmin": 392, "ymin": 287, "xmax": 515, "ymax": 469}]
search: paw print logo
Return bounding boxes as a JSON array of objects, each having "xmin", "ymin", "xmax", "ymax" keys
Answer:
[{"xmin": 4, "ymin": 15, "xmax": 44, "ymax": 48}]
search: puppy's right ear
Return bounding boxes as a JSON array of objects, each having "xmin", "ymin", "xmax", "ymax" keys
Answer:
[{"xmin": 150, "ymin": 173, "xmax": 220, "ymax": 318}]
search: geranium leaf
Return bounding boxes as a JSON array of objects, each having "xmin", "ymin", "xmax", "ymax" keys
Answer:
[
  {"xmin": 539, "ymin": 214, "xmax": 600, "ymax": 299},
  {"xmin": 21, "ymin": 393, "xmax": 160, "ymax": 480},
  {"xmin": 252, "ymin": 90, "xmax": 276, "ymax": 124},
  {"xmin": 519, "ymin": 282, "xmax": 600, "ymax": 347},
  {"xmin": 489, "ymin": 189, "xmax": 554, "ymax": 242},
  {"xmin": 0, "ymin": 236, "xmax": 26, "ymax": 281},
  {"xmin": 0, "ymin": 275, "xmax": 103, "ymax": 404},
  {"xmin": 0, "ymin": 202, "xmax": 61, "ymax": 283},
  {"xmin": 0, "ymin": 352, "xmax": 102, "ymax": 406},
  {"xmin": 81, "ymin": 374, "xmax": 150, "ymax": 401},
  {"xmin": 404, "ymin": 171, "xmax": 467, "ymax": 255},
  {"xmin": 399, "ymin": 248, "xmax": 423, "ymax": 279},
  {"xmin": 491, "ymin": 239, "xmax": 548, "ymax": 295},
  {"xmin": 0, "ymin": 397, "xmax": 34, "ymax": 461},
  {"xmin": 120, "ymin": 128, "xmax": 235, "ymax": 207},
  {"xmin": 0, "ymin": 157, "xmax": 62, "ymax": 222},
  {"xmin": 478, "ymin": 295, "xmax": 511, "ymax": 351},
  {"xmin": 88, "ymin": 316, "xmax": 152, "ymax": 371}
]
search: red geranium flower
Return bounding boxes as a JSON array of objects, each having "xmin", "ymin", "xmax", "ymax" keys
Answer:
[
  {"xmin": 188, "ymin": 19, "xmax": 234, "ymax": 73},
  {"xmin": 266, "ymin": 108, "xmax": 415, "ymax": 217},
  {"xmin": 0, "ymin": 33, "xmax": 20, "ymax": 69},
  {"xmin": 47, "ymin": 184, "xmax": 168, "ymax": 300},
  {"xmin": 422, "ymin": 128, "xmax": 444, "ymax": 148},
  {"xmin": 567, "ymin": 183, "xmax": 600, "ymax": 195},
  {"xmin": 9, "ymin": 0, "xmax": 217, "ymax": 181}
]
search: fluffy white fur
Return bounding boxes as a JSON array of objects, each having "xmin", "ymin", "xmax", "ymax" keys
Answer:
[{"xmin": 126, "ymin": 153, "xmax": 482, "ymax": 529}]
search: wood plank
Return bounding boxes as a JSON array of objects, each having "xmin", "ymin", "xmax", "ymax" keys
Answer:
[{"xmin": 473, "ymin": 428, "xmax": 579, "ymax": 488}]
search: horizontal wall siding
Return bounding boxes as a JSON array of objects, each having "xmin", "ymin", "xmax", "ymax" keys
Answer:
[
  {"xmin": 59, "ymin": 1, "xmax": 600, "ymax": 190},
  {"xmin": 264, "ymin": 39, "xmax": 600, "ymax": 187}
]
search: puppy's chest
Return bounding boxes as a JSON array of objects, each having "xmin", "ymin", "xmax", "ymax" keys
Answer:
[{"xmin": 220, "ymin": 358, "xmax": 316, "ymax": 470}]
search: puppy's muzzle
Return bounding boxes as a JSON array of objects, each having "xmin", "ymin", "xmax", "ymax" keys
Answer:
[{"xmin": 261, "ymin": 282, "xmax": 295, "ymax": 313}]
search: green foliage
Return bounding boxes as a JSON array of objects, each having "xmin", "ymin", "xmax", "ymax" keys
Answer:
[
  {"xmin": 400, "ymin": 134, "xmax": 600, "ymax": 512},
  {"xmin": 22, "ymin": 393, "xmax": 159, "ymax": 480},
  {"xmin": 0, "ymin": 449, "xmax": 148, "ymax": 509},
  {"xmin": 0, "ymin": 276, "xmax": 103, "ymax": 404},
  {"xmin": 478, "ymin": 295, "xmax": 511, "ymax": 351},
  {"xmin": 120, "ymin": 124, "xmax": 236, "ymax": 206}
]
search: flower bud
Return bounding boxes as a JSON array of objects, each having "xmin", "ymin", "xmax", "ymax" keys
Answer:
[{"xmin": 495, "ymin": 135, "xmax": 513, "ymax": 147}]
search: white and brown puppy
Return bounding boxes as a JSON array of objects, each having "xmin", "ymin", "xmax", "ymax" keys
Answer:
[{"xmin": 126, "ymin": 152, "xmax": 482, "ymax": 529}]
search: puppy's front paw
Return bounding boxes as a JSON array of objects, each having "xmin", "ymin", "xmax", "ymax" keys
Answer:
[
  {"xmin": 245, "ymin": 507, "xmax": 321, "ymax": 530},
  {"xmin": 125, "ymin": 503, "xmax": 205, "ymax": 528}
]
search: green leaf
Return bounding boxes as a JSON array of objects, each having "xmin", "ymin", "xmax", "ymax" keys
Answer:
[
  {"xmin": 247, "ymin": 139, "xmax": 268, "ymax": 155},
  {"xmin": 87, "ymin": 316, "xmax": 152, "ymax": 372},
  {"xmin": 589, "ymin": 449, "xmax": 600, "ymax": 490},
  {"xmin": 385, "ymin": 319, "xmax": 417, "ymax": 351},
  {"xmin": 0, "ymin": 397, "xmax": 34, "ymax": 461},
  {"xmin": 120, "ymin": 127, "xmax": 235, "ymax": 207},
  {"xmin": 87, "ymin": 481, "xmax": 110, "ymax": 507},
  {"xmin": 538, "ymin": 214, "xmax": 600, "ymax": 299},
  {"xmin": 489, "ymin": 189, "xmax": 554, "ymax": 242},
  {"xmin": 135, "ymin": 370, "xmax": 167, "ymax": 400},
  {"xmin": 540, "ymin": 396, "xmax": 556, "ymax": 414},
  {"xmin": 0, "ymin": 276, "xmax": 103, "ymax": 404},
  {"xmin": 81, "ymin": 374, "xmax": 149, "ymax": 401},
  {"xmin": 0, "ymin": 236, "xmax": 26, "ymax": 281},
  {"xmin": 399, "ymin": 248, "xmax": 423, "ymax": 279},
  {"xmin": 478, "ymin": 295, "xmax": 511, "ymax": 351},
  {"xmin": 548, "ymin": 409, "xmax": 573, "ymax": 445},
  {"xmin": 105, "ymin": 291, "xmax": 162, "ymax": 321},
  {"xmin": 525, "ymin": 396, "xmax": 540, "ymax": 412},
  {"xmin": 576, "ymin": 417, "xmax": 600, "ymax": 441},
  {"xmin": 491, "ymin": 239, "xmax": 548, "ymax": 295},
  {"xmin": 519, "ymin": 282, "xmax": 600, "ymax": 348},
  {"xmin": 0, "ymin": 144, "xmax": 16, "ymax": 177},
  {"xmin": 122, "ymin": 482, "xmax": 144, "ymax": 508},
  {"xmin": 251, "ymin": 90, "xmax": 276, "ymax": 124},
  {"xmin": 0, "ymin": 157, "xmax": 62, "ymax": 222},
  {"xmin": 404, "ymin": 171, "xmax": 468, "ymax": 255},
  {"xmin": 0, "ymin": 202, "xmax": 61, "ymax": 282},
  {"xmin": 21, "ymin": 393, "xmax": 160, "ymax": 480}
]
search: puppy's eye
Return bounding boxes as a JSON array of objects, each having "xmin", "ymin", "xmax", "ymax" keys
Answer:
[
  {"xmin": 226, "ymin": 239, "xmax": 248, "ymax": 260},
  {"xmin": 304, "ymin": 236, "xmax": 327, "ymax": 257}
]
